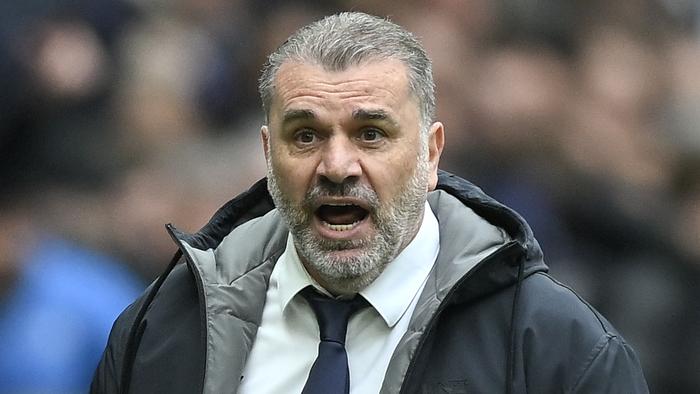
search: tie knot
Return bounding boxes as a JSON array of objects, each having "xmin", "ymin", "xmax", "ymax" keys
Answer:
[{"xmin": 301, "ymin": 287, "xmax": 368, "ymax": 344}]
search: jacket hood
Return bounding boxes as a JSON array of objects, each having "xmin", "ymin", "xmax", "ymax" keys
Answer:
[
  {"xmin": 435, "ymin": 171, "xmax": 541, "ymax": 261},
  {"xmin": 428, "ymin": 171, "xmax": 547, "ymax": 306}
]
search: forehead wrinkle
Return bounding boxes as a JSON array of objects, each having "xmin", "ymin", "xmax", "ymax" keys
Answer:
[
  {"xmin": 275, "ymin": 67, "xmax": 410, "ymax": 100},
  {"xmin": 280, "ymin": 82, "xmax": 404, "ymax": 102},
  {"xmin": 272, "ymin": 60, "xmax": 417, "ymax": 125}
]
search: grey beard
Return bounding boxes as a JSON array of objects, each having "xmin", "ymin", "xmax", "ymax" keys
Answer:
[{"xmin": 267, "ymin": 152, "xmax": 430, "ymax": 295}]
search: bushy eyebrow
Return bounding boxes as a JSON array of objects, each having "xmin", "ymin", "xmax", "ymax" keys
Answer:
[
  {"xmin": 281, "ymin": 108, "xmax": 399, "ymax": 128},
  {"xmin": 282, "ymin": 109, "xmax": 316, "ymax": 123},
  {"xmin": 353, "ymin": 109, "xmax": 399, "ymax": 128}
]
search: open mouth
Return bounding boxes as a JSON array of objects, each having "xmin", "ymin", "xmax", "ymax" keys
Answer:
[{"xmin": 315, "ymin": 203, "xmax": 369, "ymax": 231}]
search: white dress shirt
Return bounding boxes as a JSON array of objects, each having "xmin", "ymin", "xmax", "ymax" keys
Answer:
[{"xmin": 238, "ymin": 202, "xmax": 440, "ymax": 394}]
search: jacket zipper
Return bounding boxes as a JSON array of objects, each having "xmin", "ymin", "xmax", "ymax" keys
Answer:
[
  {"xmin": 397, "ymin": 241, "xmax": 522, "ymax": 394},
  {"xmin": 165, "ymin": 224, "xmax": 209, "ymax": 393}
]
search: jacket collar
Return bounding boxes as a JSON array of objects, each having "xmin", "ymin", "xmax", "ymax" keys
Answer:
[
  {"xmin": 433, "ymin": 171, "xmax": 547, "ymax": 304},
  {"xmin": 434, "ymin": 170, "xmax": 542, "ymax": 261},
  {"xmin": 169, "ymin": 170, "xmax": 546, "ymax": 295},
  {"xmin": 175, "ymin": 171, "xmax": 540, "ymax": 251}
]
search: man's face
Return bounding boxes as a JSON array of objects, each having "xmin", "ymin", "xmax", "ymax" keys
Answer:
[{"xmin": 263, "ymin": 59, "xmax": 443, "ymax": 294}]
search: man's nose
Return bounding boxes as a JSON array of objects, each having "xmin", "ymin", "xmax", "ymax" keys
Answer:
[{"xmin": 316, "ymin": 136, "xmax": 362, "ymax": 184}]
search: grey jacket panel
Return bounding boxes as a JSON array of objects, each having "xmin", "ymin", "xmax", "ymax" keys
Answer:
[{"xmin": 179, "ymin": 209, "xmax": 288, "ymax": 393}]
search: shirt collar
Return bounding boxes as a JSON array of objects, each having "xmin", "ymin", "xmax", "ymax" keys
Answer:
[
  {"xmin": 360, "ymin": 202, "xmax": 439, "ymax": 327},
  {"xmin": 276, "ymin": 234, "xmax": 322, "ymax": 314},
  {"xmin": 277, "ymin": 201, "xmax": 440, "ymax": 327}
]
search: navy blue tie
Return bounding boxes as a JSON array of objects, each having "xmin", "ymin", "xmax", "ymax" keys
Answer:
[{"xmin": 300, "ymin": 287, "xmax": 368, "ymax": 394}]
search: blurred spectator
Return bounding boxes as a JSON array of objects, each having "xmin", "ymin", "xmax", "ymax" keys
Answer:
[
  {"xmin": 0, "ymin": 142, "xmax": 144, "ymax": 394},
  {"xmin": 0, "ymin": 216, "xmax": 144, "ymax": 392}
]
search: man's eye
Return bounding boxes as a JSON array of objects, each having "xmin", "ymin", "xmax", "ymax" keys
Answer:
[
  {"xmin": 360, "ymin": 128, "xmax": 384, "ymax": 142},
  {"xmin": 295, "ymin": 130, "xmax": 316, "ymax": 144}
]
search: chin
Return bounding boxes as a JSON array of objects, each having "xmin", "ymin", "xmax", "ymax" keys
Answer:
[
  {"xmin": 308, "ymin": 248, "xmax": 389, "ymax": 295},
  {"xmin": 320, "ymin": 268, "xmax": 382, "ymax": 296}
]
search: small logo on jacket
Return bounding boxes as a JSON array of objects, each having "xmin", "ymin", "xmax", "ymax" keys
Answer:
[{"xmin": 422, "ymin": 379, "xmax": 468, "ymax": 393}]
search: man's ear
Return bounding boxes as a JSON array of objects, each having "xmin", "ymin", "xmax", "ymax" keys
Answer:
[
  {"xmin": 261, "ymin": 125, "xmax": 270, "ymax": 163},
  {"xmin": 427, "ymin": 122, "xmax": 445, "ymax": 191}
]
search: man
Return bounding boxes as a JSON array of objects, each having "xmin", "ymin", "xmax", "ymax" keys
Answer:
[{"xmin": 92, "ymin": 12, "xmax": 648, "ymax": 393}]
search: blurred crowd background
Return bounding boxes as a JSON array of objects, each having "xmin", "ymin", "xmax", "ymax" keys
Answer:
[{"xmin": 0, "ymin": 0, "xmax": 698, "ymax": 392}]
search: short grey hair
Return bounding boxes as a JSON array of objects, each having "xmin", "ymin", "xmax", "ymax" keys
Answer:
[{"xmin": 258, "ymin": 12, "xmax": 435, "ymax": 134}]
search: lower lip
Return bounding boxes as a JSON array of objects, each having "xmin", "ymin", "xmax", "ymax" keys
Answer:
[{"xmin": 312, "ymin": 215, "xmax": 372, "ymax": 240}]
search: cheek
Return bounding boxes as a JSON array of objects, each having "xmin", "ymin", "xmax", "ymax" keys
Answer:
[
  {"xmin": 367, "ymin": 150, "xmax": 419, "ymax": 199},
  {"xmin": 270, "ymin": 153, "xmax": 315, "ymax": 198}
]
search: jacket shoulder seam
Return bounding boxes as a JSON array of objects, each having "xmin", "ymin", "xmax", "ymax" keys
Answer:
[
  {"xmin": 534, "ymin": 272, "xmax": 610, "ymax": 332},
  {"xmin": 567, "ymin": 333, "xmax": 620, "ymax": 393}
]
